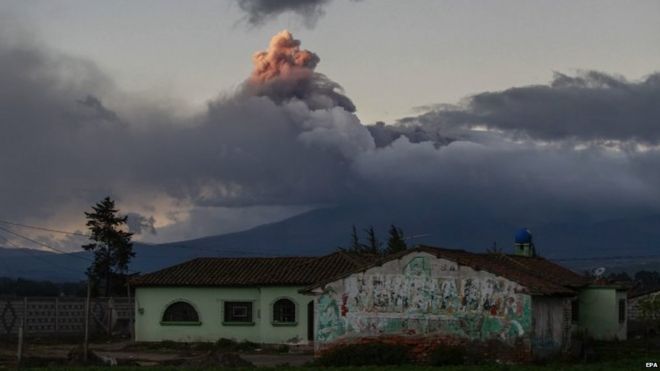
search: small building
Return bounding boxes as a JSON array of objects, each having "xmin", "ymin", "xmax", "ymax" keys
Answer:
[
  {"xmin": 627, "ymin": 285, "xmax": 660, "ymax": 337},
  {"xmin": 130, "ymin": 252, "xmax": 367, "ymax": 344},
  {"xmin": 301, "ymin": 244, "xmax": 605, "ymax": 360},
  {"xmin": 576, "ymin": 282, "xmax": 628, "ymax": 340}
]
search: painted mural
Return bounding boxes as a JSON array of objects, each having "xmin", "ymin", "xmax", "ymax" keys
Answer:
[{"xmin": 316, "ymin": 254, "xmax": 532, "ymax": 344}]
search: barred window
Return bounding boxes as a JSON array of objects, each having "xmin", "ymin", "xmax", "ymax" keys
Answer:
[
  {"xmin": 224, "ymin": 302, "xmax": 253, "ymax": 323},
  {"xmin": 571, "ymin": 299, "xmax": 579, "ymax": 323},
  {"xmin": 619, "ymin": 299, "xmax": 626, "ymax": 323},
  {"xmin": 273, "ymin": 298, "xmax": 296, "ymax": 323},
  {"xmin": 162, "ymin": 301, "xmax": 199, "ymax": 323}
]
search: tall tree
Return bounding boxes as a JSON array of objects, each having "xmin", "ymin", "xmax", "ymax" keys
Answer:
[
  {"xmin": 82, "ymin": 197, "xmax": 134, "ymax": 296},
  {"xmin": 341, "ymin": 225, "xmax": 364, "ymax": 254},
  {"xmin": 385, "ymin": 224, "xmax": 407, "ymax": 255},
  {"xmin": 364, "ymin": 226, "xmax": 382, "ymax": 255}
]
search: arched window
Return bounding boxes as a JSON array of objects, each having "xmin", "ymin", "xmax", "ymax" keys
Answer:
[
  {"xmin": 273, "ymin": 298, "xmax": 296, "ymax": 323},
  {"xmin": 162, "ymin": 301, "xmax": 199, "ymax": 323}
]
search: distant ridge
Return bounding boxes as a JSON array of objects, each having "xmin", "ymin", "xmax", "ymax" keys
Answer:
[{"xmin": 1, "ymin": 208, "xmax": 659, "ymax": 281}]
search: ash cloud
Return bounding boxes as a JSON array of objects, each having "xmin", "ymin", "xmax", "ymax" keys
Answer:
[
  {"xmin": 126, "ymin": 213, "xmax": 156, "ymax": 235},
  {"xmin": 243, "ymin": 30, "xmax": 355, "ymax": 112},
  {"xmin": 2, "ymin": 26, "xmax": 660, "ymax": 250},
  {"xmin": 237, "ymin": 0, "xmax": 332, "ymax": 28},
  {"xmin": 77, "ymin": 95, "xmax": 120, "ymax": 123}
]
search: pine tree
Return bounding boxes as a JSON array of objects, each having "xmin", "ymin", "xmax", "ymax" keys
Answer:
[
  {"xmin": 82, "ymin": 197, "xmax": 134, "ymax": 296},
  {"xmin": 385, "ymin": 224, "xmax": 407, "ymax": 255},
  {"xmin": 341, "ymin": 225, "xmax": 364, "ymax": 254},
  {"xmin": 364, "ymin": 226, "xmax": 382, "ymax": 255}
]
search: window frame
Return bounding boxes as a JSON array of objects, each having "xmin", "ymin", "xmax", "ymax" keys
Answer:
[
  {"xmin": 160, "ymin": 300, "xmax": 201, "ymax": 326},
  {"xmin": 223, "ymin": 301, "xmax": 255, "ymax": 326},
  {"xmin": 571, "ymin": 299, "xmax": 579, "ymax": 323},
  {"xmin": 271, "ymin": 297, "xmax": 297, "ymax": 326},
  {"xmin": 618, "ymin": 298, "xmax": 626, "ymax": 323}
]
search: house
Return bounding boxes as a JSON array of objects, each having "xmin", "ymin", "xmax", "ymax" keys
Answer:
[
  {"xmin": 300, "ymin": 243, "xmax": 626, "ymax": 360},
  {"xmin": 130, "ymin": 231, "xmax": 627, "ymax": 361},
  {"xmin": 130, "ymin": 251, "xmax": 368, "ymax": 344},
  {"xmin": 627, "ymin": 284, "xmax": 660, "ymax": 336}
]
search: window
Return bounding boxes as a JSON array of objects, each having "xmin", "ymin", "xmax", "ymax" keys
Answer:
[
  {"xmin": 162, "ymin": 301, "xmax": 199, "ymax": 324},
  {"xmin": 224, "ymin": 301, "xmax": 253, "ymax": 324},
  {"xmin": 273, "ymin": 298, "xmax": 296, "ymax": 324},
  {"xmin": 571, "ymin": 299, "xmax": 579, "ymax": 323},
  {"xmin": 619, "ymin": 299, "xmax": 626, "ymax": 323}
]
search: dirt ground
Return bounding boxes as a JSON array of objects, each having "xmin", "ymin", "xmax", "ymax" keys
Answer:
[{"xmin": 0, "ymin": 339, "xmax": 313, "ymax": 368}]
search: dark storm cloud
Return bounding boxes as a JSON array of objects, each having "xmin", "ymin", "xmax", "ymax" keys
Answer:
[
  {"xmin": 237, "ymin": 0, "xmax": 331, "ymax": 28},
  {"xmin": 408, "ymin": 71, "xmax": 660, "ymax": 145}
]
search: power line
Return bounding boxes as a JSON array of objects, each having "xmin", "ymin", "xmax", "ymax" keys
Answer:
[
  {"xmin": 0, "ymin": 232, "xmax": 85, "ymax": 275},
  {"xmin": 0, "ymin": 225, "xmax": 93, "ymax": 262},
  {"xmin": 0, "ymin": 219, "xmax": 89, "ymax": 237}
]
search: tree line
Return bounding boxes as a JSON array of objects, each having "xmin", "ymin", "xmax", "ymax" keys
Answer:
[{"xmin": 339, "ymin": 224, "xmax": 409, "ymax": 256}]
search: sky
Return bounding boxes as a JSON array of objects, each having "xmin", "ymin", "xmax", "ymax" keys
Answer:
[{"xmin": 1, "ymin": 0, "xmax": 660, "ymax": 249}]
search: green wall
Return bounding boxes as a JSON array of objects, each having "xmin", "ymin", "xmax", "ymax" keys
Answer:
[
  {"xmin": 578, "ymin": 286, "xmax": 627, "ymax": 340},
  {"xmin": 134, "ymin": 286, "xmax": 313, "ymax": 343}
]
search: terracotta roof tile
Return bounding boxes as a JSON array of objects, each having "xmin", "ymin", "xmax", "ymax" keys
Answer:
[
  {"xmin": 301, "ymin": 245, "xmax": 585, "ymax": 296},
  {"xmin": 130, "ymin": 251, "xmax": 369, "ymax": 287}
]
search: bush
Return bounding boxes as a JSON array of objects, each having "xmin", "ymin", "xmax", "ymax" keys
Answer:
[
  {"xmin": 429, "ymin": 344, "xmax": 465, "ymax": 366},
  {"xmin": 317, "ymin": 342, "xmax": 411, "ymax": 366}
]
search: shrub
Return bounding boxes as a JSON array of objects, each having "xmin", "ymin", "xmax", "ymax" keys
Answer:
[
  {"xmin": 429, "ymin": 344, "xmax": 465, "ymax": 366},
  {"xmin": 317, "ymin": 342, "xmax": 411, "ymax": 366}
]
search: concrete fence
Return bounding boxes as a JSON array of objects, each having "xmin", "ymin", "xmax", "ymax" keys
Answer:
[{"xmin": 0, "ymin": 297, "xmax": 133, "ymax": 337}]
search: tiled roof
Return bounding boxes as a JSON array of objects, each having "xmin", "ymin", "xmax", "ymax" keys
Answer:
[
  {"xmin": 628, "ymin": 283, "xmax": 660, "ymax": 299},
  {"xmin": 130, "ymin": 251, "xmax": 369, "ymax": 287},
  {"xmin": 301, "ymin": 245, "xmax": 587, "ymax": 296}
]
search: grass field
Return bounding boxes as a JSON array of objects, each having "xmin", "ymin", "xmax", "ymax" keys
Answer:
[{"xmin": 15, "ymin": 357, "xmax": 657, "ymax": 371}]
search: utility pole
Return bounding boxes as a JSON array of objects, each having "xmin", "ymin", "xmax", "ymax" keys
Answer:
[{"xmin": 83, "ymin": 279, "xmax": 91, "ymax": 363}]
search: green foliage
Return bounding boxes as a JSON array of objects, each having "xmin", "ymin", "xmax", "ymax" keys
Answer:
[
  {"xmin": 385, "ymin": 224, "xmax": 407, "ymax": 255},
  {"xmin": 317, "ymin": 342, "xmax": 411, "ymax": 366},
  {"xmin": 342, "ymin": 224, "xmax": 407, "ymax": 256},
  {"xmin": 428, "ymin": 345, "xmax": 465, "ymax": 366},
  {"xmin": 638, "ymin": 294, "xmax": 660, "ymax": 321},
  {"xmin": 0, "ymin": 276, "xmax": 86, "ymax": 297},
  {"xmin": 363, "ymin": 226, "xmax": 382, "ymax": 255},
  {"xmin": 82, "ymin": 196, "xmax": 134, "ymax": 295}
]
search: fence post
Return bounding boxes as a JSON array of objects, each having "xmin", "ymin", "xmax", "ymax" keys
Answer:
[
  {"xmin": 54, "ymin": 297, "xmax": 59, "ymax": 334},
  {"xmin": 107, "ymin": 297, "xmax": 113, "ymax": 336},
  {"xmin": 22, "ymin": 297, "xmax": 27, "ymax": 336},
  {"xmin": 16, "ymin": 317, "xmax": 24, "ymax": 370},
  {"xmin": 83, "ymin": 280, "xmax": 91, "ymax": 363}
]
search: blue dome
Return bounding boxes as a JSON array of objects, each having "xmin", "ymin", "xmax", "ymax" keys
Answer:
[{"xmin": 515, "ymin": 228, "xmax": 532, "ymax": 244}]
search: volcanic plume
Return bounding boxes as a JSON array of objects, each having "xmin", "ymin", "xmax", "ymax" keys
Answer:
[{"xmin": 245, "ymin": 30, "xmax": 356, "ymax": 112}]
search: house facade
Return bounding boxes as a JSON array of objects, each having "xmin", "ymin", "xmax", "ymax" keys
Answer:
[
  {"xmin": 130, "ymin": 252, "xmax": 366, "ymax": 343},
  {"xmin": 130, "ymin": 242, "xmax": 627, "ymax": 359},
  {"xmin": 301, "ymin": 246, "xmax": 599, "ymax": 360}
]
